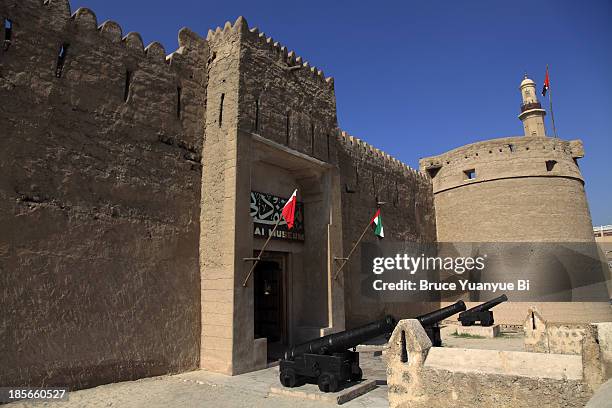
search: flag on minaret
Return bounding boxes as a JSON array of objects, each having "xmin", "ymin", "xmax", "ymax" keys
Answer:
[
  {"xmin": 281, "ymin": 189, "xmax": 298, "ymax": 230},
  {"xmin": 542, "ymin": 66, "xmax": 550, "ymax": 96},
  {"xmin": 370, "ymin": 208, "xmax": 384, "ymax": 238}
]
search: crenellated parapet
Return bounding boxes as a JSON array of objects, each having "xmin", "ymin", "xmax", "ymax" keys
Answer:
[
  {"xmin": 419, "ymin": 135, "xmax": 585, "ymax": 194},
  {"xmin": 244, "ymin": 25, "xmax": 334, "ymax": 87},
  {"xmin": 1, "ymin": 0, "xmax": 209, "ymax": 155},
  {"xmin": 338, "ymin": 130, "xmax": 427, "ymax": 181},
  {"xmin": 205, "ymin": 16, "xmax": 334, "ymax": 88},
  {"xmin": 206, "ymin": 16, "xmax": 246, "ymax": 45}
]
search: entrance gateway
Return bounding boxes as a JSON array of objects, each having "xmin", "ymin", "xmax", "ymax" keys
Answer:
[
  {"xmin": 200, "ymin": 129, "xmax": 346, "ymax": 375},
  {"xmin": 253, "ymin": 254, "xmax": 286, "ymax": 361}
]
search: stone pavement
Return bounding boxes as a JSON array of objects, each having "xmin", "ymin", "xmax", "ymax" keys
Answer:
[
  {"xmin": 6, "ymin": 327, "xmax": 525, "ymax": 408},
  {"xmin": 7, "ymin": 355, "xmax": 389, "ymax": 408}
]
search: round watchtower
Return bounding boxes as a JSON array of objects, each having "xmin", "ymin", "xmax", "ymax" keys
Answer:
[
  {"xmin": 419, "ymin": 75, "xmax": 610, "ymax": 324},
  {"xmin": 420, "ymin": 75, "xmax": 593, "ymax": 243}
]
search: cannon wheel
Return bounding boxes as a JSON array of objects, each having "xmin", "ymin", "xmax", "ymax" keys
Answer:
[
  {"xmin": 350, "ymin": 365, "xmax": 363, "ymax": 382},
  {"xmin": 317, "ymin": 372, "xmax": 339, "ymax": 393},
  {"xmin": 279, "ymin": 368, "xmax": 298, "ymax": 388}
]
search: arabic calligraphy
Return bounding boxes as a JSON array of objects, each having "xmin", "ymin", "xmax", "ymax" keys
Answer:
[{"xmin": 250, "ymin": 191, "xmax": 305, "ymax": 241}]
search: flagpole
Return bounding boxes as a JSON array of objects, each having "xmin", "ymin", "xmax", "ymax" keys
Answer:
[
  {"xmin": 333, "ymin": 219, "xmax": 371, "ymax": 281},
  {"xmin": 547, "ymin": 65, "xmax": 558, "ymax": 138},
  {"xmin": 242, "ymin": 216, "xmax": 282, "ymax": 287}
]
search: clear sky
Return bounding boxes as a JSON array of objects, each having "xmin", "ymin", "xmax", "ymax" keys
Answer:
[{"xmin": 70, "ymin": 0, "xmax": 612, "ymax": 226}]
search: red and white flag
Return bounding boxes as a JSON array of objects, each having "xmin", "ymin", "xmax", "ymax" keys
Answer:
[
  {"xmin": 281, "ymin": 189, "xmax": 298, "ymax": 230},
  {"xmin": 542, "ymin": 66, "xmax": 550, "ymax": 96}
]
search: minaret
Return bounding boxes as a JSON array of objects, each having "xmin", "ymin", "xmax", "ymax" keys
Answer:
[{"xmin": 518, "ymin": 74, "xmax": 547, "ymax": 137}]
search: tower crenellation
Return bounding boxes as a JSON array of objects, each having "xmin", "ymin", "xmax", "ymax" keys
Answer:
[{"xmin": 420, "ymin": 76, "xmax": 594, "ymax": 243}]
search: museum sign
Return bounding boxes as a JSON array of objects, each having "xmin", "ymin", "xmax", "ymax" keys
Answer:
[{"xmin": 250, "ymin": 191, "xmax": 305, "ymax": 241}]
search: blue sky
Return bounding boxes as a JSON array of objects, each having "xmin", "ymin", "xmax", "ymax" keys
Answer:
[{"xmin": 70, "ymin": 0, "xmax": 612, "ymax": 226}]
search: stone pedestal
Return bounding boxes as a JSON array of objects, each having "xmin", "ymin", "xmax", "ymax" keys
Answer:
[
  {"xmin": 269, "ymin": 379, "xmax": 377, "ymax": 405},
  {"xmin": 456, "ymin": 324, "xmax": 501, "ymax": 338}
]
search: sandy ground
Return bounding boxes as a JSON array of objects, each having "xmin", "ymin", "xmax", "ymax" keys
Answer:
[
  {"xmin": 440, "ymin": 324, "xmax": 525, "ymax": 351},
  {"xmin": 6, "ymin": 326, "xmax": 524, "ymax": 408},
  {"xmin": 6, "ymin": 355, "xmax": 389, "ymax": 408}
]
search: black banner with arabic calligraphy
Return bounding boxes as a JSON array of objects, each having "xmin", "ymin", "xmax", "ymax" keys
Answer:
[{"xmin": 250, "ymin": 191, "xmax": 305, "ymax": 241}]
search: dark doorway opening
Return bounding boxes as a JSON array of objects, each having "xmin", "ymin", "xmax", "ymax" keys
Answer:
[{"xmin": 254, "ymin": 258, "xmax": 286, "ymax": 362}]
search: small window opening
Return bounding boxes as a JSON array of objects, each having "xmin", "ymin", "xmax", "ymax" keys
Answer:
[
  {"xmin": 176, "ymin": 86, "xmax": 182, "ymax": 118},
  {"xmin": 218, "ymin": 93, "xmax": 224, "ymax": 127},
  {"xmin": 310, "ymin": 122, "xmax": 315, "ymax": 154},
  {"xmin": 400, "ymin": 330, "xmax": 408, "ymax": 363},
  {"xmin": 545, "ymin": 160, "xmax": 557, "ymax": 172},
  {"xmin": 464, "ymin": 169, "xmax": 476, "ymax": 180},
  {"xmin": 123, "ymin": 70, "xmax": 132, "ymax": 102},
  {"xmin": 4, "ymin": 18, "xmax": 12, "ymax": 51},
  {"xmin": 285, "ymin": 111, "xmax": 291, "ymax": 145},
  {"xmin": 531, "ymin": 312, "xmax": 536, "ymax": 330},
  {"xmin": 508, "ymin": 144, "xmax": 515, "ymax": 152},
  {"xmin": 254, "ymin": 98, "xmax": 260, "ymax": 132},
  {"xmin": 394, "ymin": 184, "xmax": 399, "ymax": 207},
  {"xmin": 426, "ymin": 167, "xmax": 441, "ymax": 179},
  {"xmin": 55, "ymin": 43, "xmax": 69, "ymax": 78}
]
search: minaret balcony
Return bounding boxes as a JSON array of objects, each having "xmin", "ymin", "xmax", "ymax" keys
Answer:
[{"xmin": 520, "ymin": 101, "xmax": 542, "ymax": 112}]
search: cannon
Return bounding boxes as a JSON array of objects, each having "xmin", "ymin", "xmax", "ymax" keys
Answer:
[
  {"xmin": 416, "ymin": 300, "xmax": 466, "ymax": 346},
  {"xmin": 458, "ymin": 294, "xmax": 508, "ymax": 326},
  {"xmin": 280, "ymin": 315, "xmax": 396, "ymax": 392},
  {"xmin": 279, "ymin": 301, "xmax": 466, "ymax": 392}
]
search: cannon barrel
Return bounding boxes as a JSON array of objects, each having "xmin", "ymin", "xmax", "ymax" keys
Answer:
[
  {"xmin": 416, "ymin": 300, "xmax": 466, "ymax": 327},
  {"xmin": 464, "ymin": 294, "xmax": 508, "ymax": 313},
  {"xmin": 284, "ymin": 315, "xmax": 396, "ymax": 360}
]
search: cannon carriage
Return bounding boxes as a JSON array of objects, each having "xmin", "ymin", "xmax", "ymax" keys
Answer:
[
  {"xmin": 279, "ymin": 301, "xmax": 466, "ymax": 392},
  {"xmin": 458, "ymin": 294, "xmax": 508, "ymax": 326}
]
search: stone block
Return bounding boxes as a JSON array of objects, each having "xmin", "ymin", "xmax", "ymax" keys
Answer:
[
  {"xmin": 456, "ymin": 324, "xmax": 501, "ymax": 338},
  {"xmin": 269, "ymin": 379, "xmax": 377, "ymax": 405}
]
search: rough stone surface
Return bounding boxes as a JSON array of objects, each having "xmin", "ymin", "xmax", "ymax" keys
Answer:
[
  {"xmin": 1, "ymin": 1, "xmax": 436, "ymax": 388},
  {"xmin": 269, "ymin": 379, "xmax": 377, "ymax": 405},
  {"xmin": 523, "ymin": 306, "xmax": 590, "ymax": 355},
  {"xmin": 594, "ymin": 322, "xmax": 612, "ymax": 378},
  {"xmin": 586, "ymin": 378, "xmax": 612, "ymax": 408},
  {"xmin": 421, "ymin": 133, "xmax": 611, "ymax": 325},
  {"xmin": 420, "ymin": 135, "xmax": 593, "ymax": 242},
  {"xmin": 455, "ymin": 324, "xmax": 500, "ymax": 338},
  {"xmin": 386, "ymin": 318, "xmax": 596, "ymax": 408},
  {"xmin": 1, "ymin": 0, "xmax": 207, "ymax": 389},
  {"xmin": 337, "ymin": 133, "xmax": 436, "ymax": 328}
]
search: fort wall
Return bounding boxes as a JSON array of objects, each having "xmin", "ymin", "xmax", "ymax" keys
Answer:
[
  {"xmin": 337, "ymin": 131, "xmax": 437, "ymax": 327},
  {"xmin": 237, "ymin": 22, "xmax": 339, "ymax": 335},
  {"xmin": 0, "ymin": 0, "xmax": 208, "ymax": 388},
  {"xmin": 385, "ymin": 319, "xmax": 602, "ymax": 408},
  {"xmin": 420, "ymin": 135, "xmax": 594, "ymax": 242},
  {"xmin": 234, "ymin": 24, "xmax": 337, "ymax": 162}
]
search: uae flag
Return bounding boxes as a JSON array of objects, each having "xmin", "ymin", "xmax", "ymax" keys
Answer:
[
  {"xmin": 281, "ymin": 189, "xmax": 298, "ymax": 230},
  {"xmin": 542, "ymin": 66, "xmax": 550, "ymax": 97},
  {"xmin": 370, "ymin": 208, "xmax": 384, "ymax": 238}
]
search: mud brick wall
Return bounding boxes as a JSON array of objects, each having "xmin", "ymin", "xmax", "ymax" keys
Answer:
[
  {"xmin": 0, "ymin": 0, "xmax": 208, "ymax": 388},
  {"xmin": 236, "ymin": 25, "xmax": 337, "ymax": 163},
  {"xmin": 337, "ymin": 132, "xmax": 437, "ymax": 328}
]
